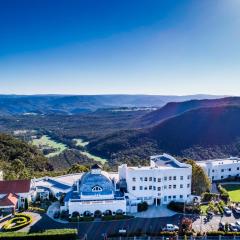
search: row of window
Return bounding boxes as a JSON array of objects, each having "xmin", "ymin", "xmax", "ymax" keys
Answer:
[
  {"xmin": 132, "ymin": 175, "xmax": 191, "ymax": 182},
  {"xmin": 132, "ymin": 184, "xmax": 190, "ymax": 191},
  {"xmin": 163, "ymin": 194, "xmax": 190, "ymax": 202},
  {"xmin": 212, "ymin": 174, "xmax": 240, "ymax": 180},
  {"xmin": 212, "ymin": 167, "xmax": 240, "ymax": 173}
]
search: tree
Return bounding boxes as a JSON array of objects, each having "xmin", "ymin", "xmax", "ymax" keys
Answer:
[
  {"xmin": 185, "ymin": 159, "xmax": 211, "ymax": 195},
  {"xmin": 181, "ymin": 217, "xmax": 192, "ymax": 232},
  {"xmin": 67, "ymin": 164, "xmax": 89, "ymax": 174},
  {"xmin": 24, "ymin": 198, "xmax": 29, "ymax": 210}
]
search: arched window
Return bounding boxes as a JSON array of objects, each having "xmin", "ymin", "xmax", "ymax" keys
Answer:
[{"xmin": 92, "ymin": 185, "xmax": 103, "ymax": 192}]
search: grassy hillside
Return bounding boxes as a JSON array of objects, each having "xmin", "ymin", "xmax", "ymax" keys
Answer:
[
  {"xmin": 0, "ymin": 133, "xmax": 52, "ymax": 179},
  {"xmin": 88, "ymin": 105, "xmax": 240, "ymax": 164}
]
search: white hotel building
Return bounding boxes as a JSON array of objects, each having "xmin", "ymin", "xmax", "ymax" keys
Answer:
[
  {"xmin": 33, "ymin": 154, "xmax": 192, "ymax": 216},
  {"xmin": 119, "ymin": 154, "xmax": 192, "ymax": 209},
  {"xmin": 196, "ymin": 157, "xmax": 240, "ymax": 182}
]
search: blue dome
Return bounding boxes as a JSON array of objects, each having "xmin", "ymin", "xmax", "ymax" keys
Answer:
[{"xmin": 79, "ymin": 171, "xmax": 114, "ymax": 196}]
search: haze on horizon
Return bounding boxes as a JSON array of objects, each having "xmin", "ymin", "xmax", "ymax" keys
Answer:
[{"xmin": 0, "ymin": 0, "xmax": 239, "ymax": 96}]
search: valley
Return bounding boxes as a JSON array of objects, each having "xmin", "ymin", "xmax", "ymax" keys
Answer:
[{"xmin": 1, "ymin": 95, "xmax": 240, "ymax": 172}]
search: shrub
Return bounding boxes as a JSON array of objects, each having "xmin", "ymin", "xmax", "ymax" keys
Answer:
[
  {"xmin": 102, "ymin": 215, "xmax": 133, "ymax": 221},
  {"xmin": 167, "ymin": 201, "xmax": 200, "ymax": 214},
  {"xmin": 218, "ymin": 184, "xmax": 229, "ymax": 201},
  {"xmin": 28, "ymin": 206, "xmax": 45, "ymax": 213},
  {"xmin": 137, "ymin": 201, "xmax": 148, "ymax": 212},
  {"xmin": 0, "ymin": 229, "xmax": 78, "ymax": 239},
  {"xmin": 70, "ymin": 216, "xmax": 94, "ymax": 222},
  {"xmin": 2, "ymin": 214, "xmax": 32, "ymax": 232},
  {"xmin": 181, "ymin": 218, "xmax": 193, "ymax": 232},
  {"xmin": 202, "ymin": 192, "xmax": 218, "ymax": 202}
]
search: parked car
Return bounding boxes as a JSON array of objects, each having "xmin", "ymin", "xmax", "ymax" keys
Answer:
[
  {"xmin": 219, "ymin": 222, "xmax": 226, "ymax": 231},
  {"xmin": 207, "ymin": 211, "xmax": 214, "ymax": 219},
  {"xmin": 229, "ymin": 223, "xmax": 238, "ymax": 232},
  {"xmin": 234, "ymin": 207, "xmax": 240, "ymax": 214},
  {"xmin": 235, "ymin": 221, "xmax": 240, "ymax": 230},
  {"xmin": 223, "ymin": 206, "xmax": 232, "ymax": 216},
  {"xmin": 162, "ymin": 224, "xmax": 179, "ymax": 232}
]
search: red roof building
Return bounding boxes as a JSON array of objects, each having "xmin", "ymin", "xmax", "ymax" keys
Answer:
[
  {"xmin": 0, "ymin": 180, "xmax": 31, "ymax": 194},
  {"xmin": 0, "ymin": 193, "xmax": 18, "ymax": 208}
]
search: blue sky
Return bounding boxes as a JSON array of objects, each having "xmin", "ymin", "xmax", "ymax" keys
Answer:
[{"xmin": 0, "ymin": 0, "xmax": 239, "ymax": 95}]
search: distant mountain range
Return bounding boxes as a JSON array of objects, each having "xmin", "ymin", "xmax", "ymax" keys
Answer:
[
  {"xmin": 0, "ymin": 94, "xmax": 224, "ymax": 115},
  {"xmin": 137, "ymin": 97, "xmax": 240, "ymax": 127},
  {"xmin": 88, "ymin": 97, "xmax": 240, "ymax": 163}
]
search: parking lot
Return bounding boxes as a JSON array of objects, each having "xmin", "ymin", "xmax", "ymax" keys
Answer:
[{"xmin": 192, "ymin": 213, "xmax": 240, "ymax": 232}]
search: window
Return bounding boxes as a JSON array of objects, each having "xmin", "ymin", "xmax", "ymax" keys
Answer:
[
  {"xmin": 212, "ymin": 170, "xmax": 214, "ymax": 172},
  {"xmin": 92, "ymin": 185, "xmax": 103, "ymax": 192},
  {"xmin": 169, "ymin": 176, "xmax": 172, "ymax": 181},
  {"xmin": 168, "ymin": 196, "xmax": 172, "ymax": 199},
  {"xmin": 164, "ymin": 185, "xmax": 167, "ymax": 189},
  {"xmin": 158, "ymin": 178, "xmax": 161, "ymax": 182},
  {"xmin": 221, "ymin": 169, "xmax": 224, "ymax": 172},
  {"xmin": 237, "ymin": 167, "xmax": 240, "ymax": 171},
  {"xmin": 140, "ymin": 186, "xmax": 143, "ymax": 190},
  {"xmin": 153, "ymin": 178, "xmax": 156, "ymax": 182},
  {"xmin": 173, "ymin": 185, "xmax": 176, "ymax": 189},
  {"xmin": 164, "ymin": 196, "xmax": 167, "ymax": 202},
  {"xmin": 187, "ymin": 175, "xmax": 191, "ymax": 179},
  {"xmin": 173, "ymin": 176, "xmax": 176, "ymax": 180},
  {"xmin": 164, "ymin": 177, "xmax": 167, "ymax": 181},
  {"xmin": 187, "ymin": 184, "xmax": 190, "ymax": 188},
  {"xmin": 221, "ymin": 176, "xmax": 224, "ymax": 179},
  {"xmin": 158, "ymin": 187, "xmax": 161, "ymax": 191},
  {"xmin": 132, "ymin": 186, "xmax": 136, "ymax": 190},
  {"xmin": 149, "ymin": 186, "xmax": 152, "ymax": 190},
  {"xmin": 180, "ymin": 184, "xmax": 183, "ymax": 188},
  {"xmin": 169, "ymin": 185, "xmax": 172, "ymax": 189},
  {"xmin": 173, "ymin": 195, "xmax": 176, "ymax": 199},
  {"xmin": 153, "ymin": 186, "xmax": 156, "ymax": 190},
  {"xmin": 140, "ymin": 177, "xmax": 143, "ymax": 181},
  {"xmin": 144, "ymin": 186, "xmax": 147, "ymax": 190},
  {"xmin": 149, "ymin": 177, "xmax": 152, "ymax": 181},
  {"xmin": 229, "ymin": 168, "xmax": 231, "ymax": 171},
  {"xmin": 212, "ymin": 176, "xmax": 214, "ymax": 180},
  {"xmin": 180, "ymin": 176, "xmax": 183, "ymax": 180},
  {"xmin": 132, "ymin": 177, "xmax": 136, "ymax": 182},
  {"xmin": 180, "ymin": 195, "xmax": 183, "ymax": 199},
  {"xmin": 144, "ymin": 177, "xmax": 148, "ymax": 181}
]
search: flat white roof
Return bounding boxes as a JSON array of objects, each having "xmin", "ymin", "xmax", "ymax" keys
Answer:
[{"xmin": 197, "ymin": 157, "xmax": 240, "ymax": 166}]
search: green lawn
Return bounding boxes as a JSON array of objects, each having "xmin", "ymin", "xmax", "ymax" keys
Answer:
[
  {"xmin": 73, "ymin": 138, "xmax": 89, "ymax": 147},
  {"xmin": 31, "ymin": 135, "xmax": 68, "ymax": 157},
  {"xmin": 200, "ymin": 205, "xmax": 208, "ymax": 215},
  {"xmin": 223, "ymin": 184, "xmax": 240, "ymax": 202}
]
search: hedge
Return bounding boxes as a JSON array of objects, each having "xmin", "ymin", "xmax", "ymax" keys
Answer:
[
  {"xmin": 2, "ymin": 214, "xmax": 32, "ymax": 232},
  {"xmin": 70, "ymin": 216, "xmax": 94, "ymax": 222},
  {"xmin": 206, "ymin": 231, "xmax": 240, "ymax": 236},
  {"xmin": 167, "ymin": 201, "xmax": 200, "ymax": 214},
  {"xmin": 0, "ymin": 229, "xmax": 78, "ymax": 240},
  {"xmin": 102, "ymin": 215, "xmax": 133, "ymax": 221}
]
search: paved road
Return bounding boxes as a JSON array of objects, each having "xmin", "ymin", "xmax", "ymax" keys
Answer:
[
  {"xmin": 28, "ymin": 212, "xmax": 240, "ymax": 240},
  {"xmin": 29, "ymin": 214, "xmax": 184, "ymax": 240}
]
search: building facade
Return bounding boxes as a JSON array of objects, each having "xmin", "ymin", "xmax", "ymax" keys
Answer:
[
  {"xmin": 119, "ymin": 154, "xmax": 192, "ymax": 210},
  {"xmin": 196, "ymin": 157, "xmax": 240, "ymax": 182},
  {"xmin": 62, "ymin": 164, "xmax": 126, "ymax": 217}
]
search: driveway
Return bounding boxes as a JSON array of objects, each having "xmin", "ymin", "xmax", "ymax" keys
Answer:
[{"xmin": 133, "ymin": 205, "xmax": 177, "ymax": 218}]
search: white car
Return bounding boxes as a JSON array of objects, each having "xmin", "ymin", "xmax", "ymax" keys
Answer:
[
  {"xmin": 229, "ymin": 223, "xmax": 238, "ymax": 232},
  {"xmin": 236, "ymin": 221, "xmax": 240, "ymax": 230},
  {"xmin": 234, "ymin": 207, "xmax": 240, "ymax": 214},
  {"xmin": 223, "ymin": 206, "xmax": 232, "ymax": 216},
  {"xmin": 163, "ymin": 224, "xmax": 179, "ymax": 232}
]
